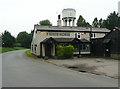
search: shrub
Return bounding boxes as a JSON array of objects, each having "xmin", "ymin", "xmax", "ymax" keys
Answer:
[
  {"xmin": 14, "ymin": 43, "xmax": 21, "ymax": 47},
  {"xmin": 56, "ymin": 45, "xmax": 74, "ymax": 58},
  {"xmin": 56, "ymin": 45, "xmax": 64, "ymax": 56},
  {"xmin": 64, "ymin": 45, "xmax": 74, "ymax": 57}
]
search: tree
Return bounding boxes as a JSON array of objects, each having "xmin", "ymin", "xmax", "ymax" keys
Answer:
[
  {"xmin": 39, "ymin": 19, "xmax": 52, "ymax": 26},
  {"xmin": 30, "ymin": 29, "xmax": 34, "ymax": 40},
  {"xmin": 86, "ymin": 22, "xmax": 91, "ymax": 27},
  {"xmin": 77, "ymin": 15, "xmax": 90, "ymax": 27},
  {"xmin": 2, "ymin": 30, "xmax": 15, "ymax": 47},
  {"xmin": 104, "ymin": 11, "xmax": 120, "ymax": 30},
  {"xmin": 16, "ymin": 31, "xmax": 32, "ymax": 48},
  {"xmin": 0, "ymin": 33, "xmax": 2, "ymax": 47},
  {"xmin": 98, "ymin": 18, "xmax": 103, "ymax": 27},
  {"xmin": 92, "ymin": 17, "xmax": 99, "ymax": 27}
]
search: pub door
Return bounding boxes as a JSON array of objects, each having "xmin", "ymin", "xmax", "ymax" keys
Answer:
[{"xmin": 45, "ymin": 43, "xmax": 52, "ymax": 57}]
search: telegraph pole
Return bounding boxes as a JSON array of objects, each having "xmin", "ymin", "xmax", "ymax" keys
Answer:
[{"xmin": 90, "ymin": 26, "xmax": 92, "ymax": 56}]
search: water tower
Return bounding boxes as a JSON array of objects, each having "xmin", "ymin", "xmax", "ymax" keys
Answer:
[
  {"xmin": 118, "ymin": 1, "xmax": 120, "ymax": 17},
  {"xmin": 62, "ymin": 8, "xmax": 76, "ymax": 26}
]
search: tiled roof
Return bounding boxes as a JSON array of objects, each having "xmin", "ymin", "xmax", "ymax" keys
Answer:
[
  {"xmin": 35, "ymin": 25, "xmax": 110, "ymax": 33},
  {"xmin": 54, "ymin": 38, "xmax": 75, "ymax": 42},
  {"xmin": 41, "ymin": 37, "xmax": 90, "ymax": 43}
]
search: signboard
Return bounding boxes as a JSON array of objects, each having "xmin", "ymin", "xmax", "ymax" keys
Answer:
[{"xmin": 46, "ymin": 32, "xmax": 70, "ymax": 36}]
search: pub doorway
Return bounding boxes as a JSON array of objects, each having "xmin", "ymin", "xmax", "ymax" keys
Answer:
[{"xmin": 45, "ymin": 43, "xmax": 53, "ymax": 57}]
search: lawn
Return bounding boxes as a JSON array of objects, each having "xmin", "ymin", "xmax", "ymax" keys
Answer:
[{"xmin": 0, "ymin": 47, "xmax": 25, "ymax": 53}]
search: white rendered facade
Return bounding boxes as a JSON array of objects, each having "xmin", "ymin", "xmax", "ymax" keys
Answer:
[{"xmin": 31, "ymin": 25, "xmax": 110, "ymax": 57}]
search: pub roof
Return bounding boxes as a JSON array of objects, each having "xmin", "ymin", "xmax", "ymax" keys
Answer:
[
  {"xmin": 41, "ymin": 37, "xmax": 90, "ymax": 43},
  {"xmin": 34, "ymin": 25, "xmax": 110, "ymax": 33}
]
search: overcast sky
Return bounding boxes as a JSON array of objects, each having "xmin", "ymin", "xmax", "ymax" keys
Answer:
[{"xmin": 0, "ymin": 0, "xmax": 119, "ymax": 36}]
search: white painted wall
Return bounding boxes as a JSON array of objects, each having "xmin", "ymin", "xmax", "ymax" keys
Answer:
[{"xmin": 31, "ymin": 30, "xmax": 106, "ymax": 56}]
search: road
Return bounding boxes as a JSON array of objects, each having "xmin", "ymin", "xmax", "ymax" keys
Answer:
[
  {"xmin": 0, "ymin": 53, "xmax": 2, "ymax": 88},
  {"xmin": 2, "ymin": 49, "xmax": 118, "ymax": 87}
]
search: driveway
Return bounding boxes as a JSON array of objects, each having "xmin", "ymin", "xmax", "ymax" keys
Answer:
[
  {"xmin": 47, "ymin": 57, "xmax": 118, "ymax": 79},
  {"xmin": 2, "ymin": 50, "xmax": 118, "ymax": 87}
]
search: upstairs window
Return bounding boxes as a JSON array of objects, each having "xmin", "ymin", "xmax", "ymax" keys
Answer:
[
  {"xmin": 91, "ymin": 33, "xmax": 96, "ymax": 38},
  {"xmin": 75, "ymin": 33, "xmax": 81, "ymax": 39}
]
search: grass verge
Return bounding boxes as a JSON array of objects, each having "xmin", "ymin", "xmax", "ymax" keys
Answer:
[
  {"xmin": 25, "ymin": 50, "xmax": 36, "ymax": 58},
  {"xmin": 0, "ymin": 47, "xmax": 25, "ymax": 53}
]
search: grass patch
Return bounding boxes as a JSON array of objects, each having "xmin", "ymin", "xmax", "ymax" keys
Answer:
[
  {"xmin": 25, "ymin": 50, "xmax": 36, "ymax": 58},
  {"xmin": 0, "ymin": 47, "xmax": 25, "ymax": 53}
]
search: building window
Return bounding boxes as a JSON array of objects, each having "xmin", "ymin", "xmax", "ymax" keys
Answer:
[
  {"xmin": 34, "ymin": 44, "xmax": 37, "ymax": 53},
  {"xmin": 75, "ymin": 33, "xmax": 81, "ymax": 39},
  {"xmin": 81, "ymin": 44, "xmax": 86, "ymax": 50},
  {"xmin": 74, "ymin": 44, "xmax": 79, "ymax": 52},
  {"xmin": 81, "ymin": 44, "xmax": 90, "ymax": 52},
  {"xmin": 91, "ymin": 33, "xmax": 96, "ymax": 38},
  {"xmin": 32, "ymin": 45, "xmax": 33, "ymax": 52}
]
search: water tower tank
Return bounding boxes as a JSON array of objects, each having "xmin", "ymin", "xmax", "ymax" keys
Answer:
[
  {"xmin": 118, "ymin": 1, "xmax": 120, "ymax": 17},
  {"xmin": 62, "ymin": 8, "xmax": 76, "ymax": 26}
]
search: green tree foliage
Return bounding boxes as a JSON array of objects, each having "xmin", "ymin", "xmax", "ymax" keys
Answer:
[
  {"xmin": 39, "ymin": 19, "xmax": 52, "ymax": 26},
  {"xmin": 0, "ymin": 33, "xmax": 2, "ymax": 47},
  {"xmin": 16, "ymin": 31, "xmax": 32, "ymax": 48},
  {"xmin": 2, "ymin": 30, "xmax": 15, "ymax": 47},
  {"xmin": 30, "ymin": 30, "xmax": 34, "ymax": 38},
  {"xmin": 77, "ymin": 15, "xmax": 90, "ymax": 27},
  {"xmin": 92, "ymin": 17, "xmax": 99, "ymax": 27},
  {"xmin": 98, "ymin": 18, "xmax": 104, "ymax": 28},
  {"xmin": 104, "ymin": 11, "xmax": 120, "ymax": 30}
]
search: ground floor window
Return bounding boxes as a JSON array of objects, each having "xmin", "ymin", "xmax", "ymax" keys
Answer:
[
  {"xmin": 81, "ymin": 44, "xmax": 90, "ymax": 52},
  {"xmin": 74, "ymin": 44, "xmax": 79, "ymax": 52},
  {"xmin": 32, "ymin": 45, "xmax": 33, "ymax": 52},
  {"xmin": 34, "ymin": 44, "xmax": 37, "ymax": 53}
]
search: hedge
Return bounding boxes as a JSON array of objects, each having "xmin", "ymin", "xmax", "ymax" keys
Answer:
[{"xmin": 56, "ymin": 45, "xmax": 74, "ymax": 58}]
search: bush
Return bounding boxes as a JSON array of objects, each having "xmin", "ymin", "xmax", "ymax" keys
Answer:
[
  {"xmin": 56, "ymin": 45, "xmax": 74, "ymax": 58},
  {"xmin": 64, "ymin": 45, "xmax": 74, "ymax": 57},
  {"xmin": 14, "ymin": 43, "xmax": 21, "ymax": 47},
  {"xmin": 56, "ymin": 45, "xmax": 64, "ymax": 56}
]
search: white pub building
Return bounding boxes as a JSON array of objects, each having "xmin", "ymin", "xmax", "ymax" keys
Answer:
[{"xmin": 31, "ymin": 8, "xmax": 110, "ymax": 58}]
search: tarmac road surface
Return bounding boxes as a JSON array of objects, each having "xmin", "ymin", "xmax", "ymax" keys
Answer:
[{"xmin": 2, "ymin": 49, "xmax": 118, "ymax": 87}]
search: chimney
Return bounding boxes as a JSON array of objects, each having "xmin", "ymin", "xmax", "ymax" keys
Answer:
[
  {"xmin": 57, "ymin": 15, "xmax": 62, "ymax": 26},
  {"xmin": 58, "ymin": 15, "xmax": 60, "ymax": 19}
]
